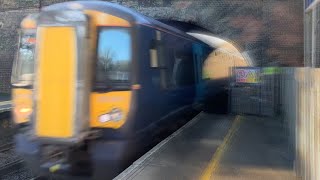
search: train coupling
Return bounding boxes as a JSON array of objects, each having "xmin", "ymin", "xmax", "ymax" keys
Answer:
[{"xmin": 40, "ymin": 145, "xmax": 71, "ymax": 174}]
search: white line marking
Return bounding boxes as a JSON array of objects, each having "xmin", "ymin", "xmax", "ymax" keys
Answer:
[
  {"xmin": 0, "ymin": 101, "xmax": 11, "ymax": 106},
  {"xmin": 114, "ymin": 112, "xmax": 204, "ymax": 180}
]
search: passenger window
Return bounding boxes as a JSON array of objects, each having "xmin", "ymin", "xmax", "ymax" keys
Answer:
[
  {"xmin": 150, "ymin": 31, "xmax": 166, "ymax": 68},
  {"xmin": 95, "ymin": 28, "xmax": 131, "ymax": 90},
  {"xmin": 151, "ymin": 32, "xmax": 195, "ymax": 89},
  {"xmin": 11, "ymin": 31, "xmax": 36, "ymax": 86},
  {"xmin": 174, "ymin": 57, "xmax": 195, "ymax": 86},
  {"xmin": 150, "ymin": 31, "xmax": 171, "ymax": 89}
]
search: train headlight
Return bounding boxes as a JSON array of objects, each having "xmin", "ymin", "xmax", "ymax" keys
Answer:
[
  {"xmin": 99, "ymin": 109, "xmax": 123, "ymax": 123},
  {"xmin": 99, "ymin": 114, "xmax": 111, "ymax": 123},
  {"xmin": 13, "ymin": 106, "xmax": 32, "ymax": 124},
  {"xmin": 19, "ymin": 108, "xmax": 32, "ymax": 113},
  {"xmin": 110, "ymin": 109, "xmax": 123, "ymax": 121}
]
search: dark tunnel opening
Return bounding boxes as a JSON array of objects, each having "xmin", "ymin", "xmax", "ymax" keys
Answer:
[{"xmin": 157, "ymin": 19, "xmax": 211, "ymax": 33}]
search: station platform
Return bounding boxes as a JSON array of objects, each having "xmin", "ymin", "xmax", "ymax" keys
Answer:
[
  {"xmin": 0, "ymin": 93, "xmax": 10, "ymax": 101},
  {"xmin": 0, "ymin": 101, "xmax": 11, "ymax": 113},
  {"xmin": 0, "ymin": 93, "xmax": 11, "ymax": 113},
  {"xmin": 115, "ymin": 112, "xmax": 297, "ymax": 180}
]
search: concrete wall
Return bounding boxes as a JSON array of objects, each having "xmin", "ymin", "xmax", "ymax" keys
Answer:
[
  {"xmin": 281, "ymin": 68, "xmax": 320, "ymax": 180},
  {"xmin": 0, "ymin": 0, "xmax": 303, "ymax": 94}
]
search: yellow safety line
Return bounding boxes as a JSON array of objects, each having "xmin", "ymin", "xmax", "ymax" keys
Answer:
[{"xmin": 200, "ymin": 115, "xmax": 243, "ymax": 180}]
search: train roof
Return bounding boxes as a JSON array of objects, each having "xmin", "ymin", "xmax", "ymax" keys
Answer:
[{"xmin": 42, "ymin": 1, "xmax": 205, "ymax": 42}]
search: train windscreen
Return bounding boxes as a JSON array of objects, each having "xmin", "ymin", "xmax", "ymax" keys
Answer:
[
  {"xmin": 11, "ymin": 30, "xmax": 36, "ymax": 86},
  {"xmin": 95, "ymin": 28, "xmax": 132, "ymax": 91}
]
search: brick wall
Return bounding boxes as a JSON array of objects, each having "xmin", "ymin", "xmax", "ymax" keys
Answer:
[
  {"xmin": 0, "ymin": 0, "xmax": 303, "ymax": 93},
  {"xmin": 0, "ymin": 0, "xmax": 40, "ymax": 93}
]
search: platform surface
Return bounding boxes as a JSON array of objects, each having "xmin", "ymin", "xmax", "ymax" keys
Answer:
[
  {"xmin": 0, "ymin": 93, "xmax": 11, "ymax": 113},
  {"xmin": 0, "ymin": 93, "xmax": 10, "ymax": 101},
  {"xmin": 0, "ymin": 101, "xmax": 11, "ymax": 113},
  {"xmin": 115, "ymin": 112, "xmax": 297, "ymax": 180}
]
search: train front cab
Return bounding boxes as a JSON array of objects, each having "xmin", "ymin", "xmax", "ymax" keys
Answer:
[
  {"xmin": 11, "ymin": 7, "xmax": 139, "ymax": 179},
  {"xmin": 11, "ymin": 3, "xmax": 212, "ymax": 179}
]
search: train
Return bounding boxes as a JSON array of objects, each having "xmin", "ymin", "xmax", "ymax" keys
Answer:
[{"xmin": 11, "ymin": 1, "xmax": 220, "ymax": 179}]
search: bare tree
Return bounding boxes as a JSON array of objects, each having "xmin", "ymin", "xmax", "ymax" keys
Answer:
[{"xmin": 98, "ymin": 48, "xmax": 115, "ymax": 72}]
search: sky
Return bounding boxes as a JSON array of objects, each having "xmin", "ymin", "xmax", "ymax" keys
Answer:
[{"xmin": 98, "ymin": 29, "xmax": 131, "ymax": 61}]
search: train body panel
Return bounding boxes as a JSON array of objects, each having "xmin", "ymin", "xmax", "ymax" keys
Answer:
[
  {"xmin": 90, "ymin": 91, "xmax": 132, "ymax": 129},
  {"xmin": 36, "ymin": 26, "xmax": 77, "ymax": 138},
  {"xmin": 12, "ymin": 88, "xmax": 33, "ymax": 124}
]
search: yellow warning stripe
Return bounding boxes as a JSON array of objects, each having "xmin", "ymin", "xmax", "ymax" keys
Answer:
[{"xmin": 200, "ymin": 116, "xmax": 243, "ymax": 180}]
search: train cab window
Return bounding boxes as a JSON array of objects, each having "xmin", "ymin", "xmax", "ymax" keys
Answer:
[
  {"xmin": 11, "ymin": 31, "xmax": 36, "ymax": 86},
  {"xmin": 95, "ymin": 28, "xmax": 132, "ymax": 90}
]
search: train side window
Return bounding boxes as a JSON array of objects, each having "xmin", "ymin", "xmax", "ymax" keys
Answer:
[
  {"xmin": 150, "ymin": 31, "xmax": 166, "ymax": 69},
  {"xmin": 174, "ymin": 56, "xmax": 195, "ymax": 87},
  {"xmin": 159, "ymin": 42, "xmax": 168, "ymax": 89},
  {"xmin": 150, "ymin": 31, "xmax": 171, "ymax": 89},
  {"xmin": 11, "ymin": 31, "xmax": 36, "ymax": 86},
  {"xmin": 150, "ymin": 48, "xmax": 158, "ymax": 68},
  {"xmin": 172, "ymin": 57, "xmax": 183, "ymax": 87}
]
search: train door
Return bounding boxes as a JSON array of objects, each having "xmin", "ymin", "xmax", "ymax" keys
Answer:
[
  {"xmin": 149, "ymin": 30, "xmax": 176, "ymax": 118},
  {"xmin": 193, "ymin": 43, "xmax": 206, "ymax": 105}
]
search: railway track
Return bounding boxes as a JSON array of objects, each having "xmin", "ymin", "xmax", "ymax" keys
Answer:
[
  {"xmin": 0, "ymin": 142, "xmax": 14, "ymax": 153},
  {"xmin": 0, "ymin": 111, "xmax": 13, "ymax": 131},
  {"xmin": 0, "ymin": 159, "xmax": 25, "ymax": 177},
  {"xmin": 0, "ymin": 112, "xmax": 26, "ymax": 178},
  {"xmin": 0, "ymin": 111, "xmax": 11, "ymax": 120},
  {"xmin": 0, "ymin": 142, "xmax": 25, "ymax": 178}
]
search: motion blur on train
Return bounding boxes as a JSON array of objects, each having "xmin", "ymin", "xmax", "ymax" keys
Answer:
[{"xmin": 10, "ymin": 1, "xmax": 246, "ymax": 179}]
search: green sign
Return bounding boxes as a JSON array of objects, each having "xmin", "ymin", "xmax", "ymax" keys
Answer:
[{"xmin": 262, "ymin": 67, "xmax": 281, "ymax": 75}]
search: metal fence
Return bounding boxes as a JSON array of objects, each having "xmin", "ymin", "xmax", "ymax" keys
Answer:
[
  {"xmin": 230, "ymin": 67, "xmax": 280, "ymax": 116},
  {"xmin": 230, "ymin": 67, "xmax": 320, "ymax": 179},
  {"xmin": 281, "ymin": 67, "xmax": 320, "ymax": 180}
]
